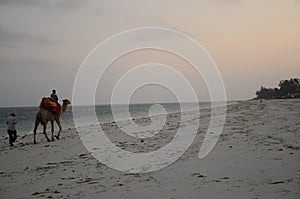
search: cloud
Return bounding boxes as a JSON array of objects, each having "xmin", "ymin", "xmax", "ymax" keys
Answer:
[
  {"xmin": 295, "ymin": 0, "xmax": 300, "ymax": 5},
  {"xmin": 0, "ymin": 0, "xmax": 89, "ymax": 9},
  {"xmin": 0, "ymin": 26, "xmax": 59, "ymax": 46},
  {"xmin": 212, "ymin": 0, "xmax": 240, "ymax": 4},
  {"xmin": 0, "ymin": 57, "xmax": 59, "ymax": 69},
  {"xmin": 129, "ymin": 28, "xmax": 183, "ymax": 43}
]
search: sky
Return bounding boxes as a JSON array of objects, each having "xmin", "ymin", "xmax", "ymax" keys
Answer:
[{"xmin": 0, "ymin": 0, "xmax": 299, "ymax": 107}]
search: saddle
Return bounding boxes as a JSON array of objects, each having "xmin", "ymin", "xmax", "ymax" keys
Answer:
[{"xmin": 39, "ymin": 97, "xmax": 60, "ymax": 112}]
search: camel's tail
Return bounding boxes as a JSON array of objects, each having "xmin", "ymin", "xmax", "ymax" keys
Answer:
[
  {"xmin": 35, "ymin": 110, "xmax": 43, "ymax": 125},
  {"xmin": 39, "ymin": 112, "xmax": 43, "ymax": 125}
]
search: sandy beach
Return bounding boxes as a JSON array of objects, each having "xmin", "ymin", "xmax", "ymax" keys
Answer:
[{"xmin": 0, "ymin": 100, "xmax": 299, "ymax": 198}]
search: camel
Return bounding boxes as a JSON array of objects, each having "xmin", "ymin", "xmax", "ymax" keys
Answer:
[{"xmin": 33, "ymin": 99, "xmax": 71, "ymax": 144}]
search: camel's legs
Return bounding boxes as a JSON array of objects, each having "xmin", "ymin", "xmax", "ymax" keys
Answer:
[
  {"xmin": 43, "ymin": 122, "xmax": 51, "ymax": 142},
  {"xmin": 51, "ymin": 121, "xmax": 55, "ymax": 141},
  {"xmin": 33, "ymin": 121, "xmax": 39, "ymax": 144},
  {"xmin": 55, "ymin": 117, "xmax": 62, "ymax": 140}
]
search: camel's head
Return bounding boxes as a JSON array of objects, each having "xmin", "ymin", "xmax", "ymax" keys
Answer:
[
  {"xmin": 62, "ymin": 99, "xmax": 71, "ymax": 105},
  {"xmin": 61, "ymin": 99, "xmax": 71, "ymax": 114}
]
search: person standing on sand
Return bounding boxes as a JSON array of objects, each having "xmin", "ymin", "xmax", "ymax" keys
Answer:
[{"xmin": 7, "ymin": 113, "xmax": 17, "ymax": 147}]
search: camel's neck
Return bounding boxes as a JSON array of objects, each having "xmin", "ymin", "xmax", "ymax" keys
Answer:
[
  {"xmin": 61, "ymin": 104, "xmax": 68, "ymax": 114},
  {"xmin": 60, "ymin": 99, "xmax": 70, "ymax": 115}
]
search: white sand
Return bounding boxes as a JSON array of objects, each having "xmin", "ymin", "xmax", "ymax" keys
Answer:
[{"xmin": 0, "ymin": 100, "xmax": 299, "ymax": 198}]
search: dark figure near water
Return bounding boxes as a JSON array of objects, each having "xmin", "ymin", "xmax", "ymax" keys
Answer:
[{"xmin": 7, "ymin": 113, "xmax": 17, "ymax": 147}]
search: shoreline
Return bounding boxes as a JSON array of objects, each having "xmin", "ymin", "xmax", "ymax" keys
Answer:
[{"xmin": 0, "ymin": 101, "xmax": 235, "ymax": 138}]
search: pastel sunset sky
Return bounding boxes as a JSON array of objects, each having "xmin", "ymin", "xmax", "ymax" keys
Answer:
[{"xmin": 0, "ymin": 0, "xmax": 299, "ymax": 106}]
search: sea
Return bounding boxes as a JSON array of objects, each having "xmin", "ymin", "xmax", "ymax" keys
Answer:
[{"xmin": 0, "ymin": 102, "xmax": 230, "ymax": 137}]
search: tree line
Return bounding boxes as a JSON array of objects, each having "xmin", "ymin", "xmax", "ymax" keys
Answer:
[{"xmin": 255, "ymin": 78, "xmax": 300, "ymax": 99}]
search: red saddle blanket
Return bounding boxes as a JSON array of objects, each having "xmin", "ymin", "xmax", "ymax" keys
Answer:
[{"xmin": 39, "ymin": 97, "xmax": 60, "ymax": 112}]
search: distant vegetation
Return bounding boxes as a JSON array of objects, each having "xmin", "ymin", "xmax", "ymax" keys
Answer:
[{"xmin": 255, "ymin": 78, "xmax": 300, "ymax": 99}]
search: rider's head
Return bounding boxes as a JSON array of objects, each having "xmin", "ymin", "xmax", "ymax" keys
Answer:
[{"xmin": 52, "ymin": 89, "xmax": 56, "ymax": 94}]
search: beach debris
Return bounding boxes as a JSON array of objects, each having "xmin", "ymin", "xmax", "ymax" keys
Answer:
[
  {"xmin": 32, "ymin": 192, "xmax": 40, "ymax": 195},
  {"xmin": 192, "ymin": 173, "xmax": 206, "ymax": 178},
  {"xmin": 284, "ymin": 144, "xmax": 300, "ymax": 150},
  {"xmin": 268, "ymin": 180, "xmax": 285, "ymax": 185},
  {"xmin": 76, "ymin": 177, "xmax": 94, "ymax": 184}
]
